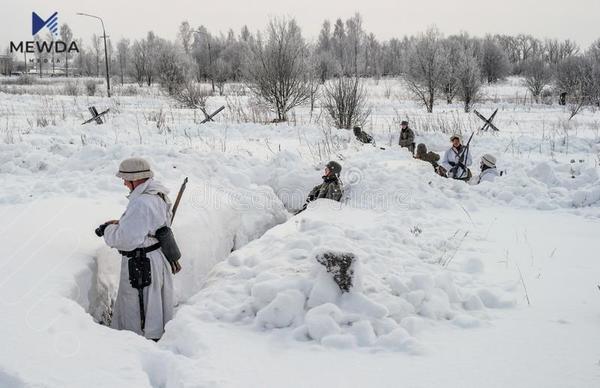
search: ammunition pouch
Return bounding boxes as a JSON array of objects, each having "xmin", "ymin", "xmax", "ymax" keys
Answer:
[
  {"xmin": 119, "ymin": 245, "xmax": 157, "ymax": 332},
  {"xmin": 120, "ymin": 244, "xmax": 159, "ymax": 290}
]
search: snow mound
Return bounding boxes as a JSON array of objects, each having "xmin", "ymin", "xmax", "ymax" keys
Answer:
[{"xmin": 164, "ymin": 199, "xmax": 509, "ymax": 352}]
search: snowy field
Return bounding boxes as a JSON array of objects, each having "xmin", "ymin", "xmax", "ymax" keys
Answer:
[{"xmin": 0, "ymin": 77, "xmax": 599, "ymax": 387}]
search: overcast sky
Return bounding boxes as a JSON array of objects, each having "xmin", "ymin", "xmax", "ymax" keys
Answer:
[{"xmin": 2, "ymin": 0, "xmax": 599, "ymax": 49}]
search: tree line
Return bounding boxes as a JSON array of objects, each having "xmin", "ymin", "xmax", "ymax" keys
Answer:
[{"xmin": 4, "ymin": 14, "xmax": 600, "ymax": 123}]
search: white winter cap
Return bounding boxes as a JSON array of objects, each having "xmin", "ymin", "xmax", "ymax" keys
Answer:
[
  {"xmin": 116, "ymin": 157, "xmax": 154, "ymax": 181},
  {"xmin": 450, "ymin": 134, "xmax": 462, "ymax": 142},
  {"xmin": 481, "ymin": 154, "xmax": 497, "ymax": 168}
]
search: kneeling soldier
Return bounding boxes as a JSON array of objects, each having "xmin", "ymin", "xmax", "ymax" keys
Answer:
[
  {"xmin": 353, "ymin": 126, "xmax": 373, "ymax": 144},
  {"xmin": 440, "ymin": 134, "xmax": 472, "ymax": 181},
  {"xmin": 96, "ymin": 157, "xmax": 175, "ymax": 340},
  {"xmin": 414, "ymin": 143, "xmax": 440, "ymax": 170},
  {"xmin": 471, "ymin": 154, "xmax": 499, "ymax": 184}
]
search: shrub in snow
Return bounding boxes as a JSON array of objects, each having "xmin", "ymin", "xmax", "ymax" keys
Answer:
[
  {"xmin": 84, "ymin": 80, "xmax": 97, "ymax": 96},
  {"xmin": 63, "ymin": 81, "xmax": 80, "ymax": 96},
  {"xmin": 321, "ymin": 76, "xmax": 371, "ymax": 129},
  {"xmin": 315, "ymin": 251, "xmax": 355, "ymax": 292}
]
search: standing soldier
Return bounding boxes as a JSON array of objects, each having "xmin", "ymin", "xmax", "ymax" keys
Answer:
[
  {"xmin": 471, "ymin": 154, "xmax": 499, "ymax": 184},
  {"xmin": 440, "ymin": 134, "xmax": 473, "ymax": 181},
  {"xmin": 414, "ymin": 143, "xmax": 440, "ymax": 171},
  {"xmin": 95, "ymin": 157, "xmax": 175, "ymax": 340},
  {"xmin": 398, "ymin": 120, "xmax": 415, "ymax": 153}
]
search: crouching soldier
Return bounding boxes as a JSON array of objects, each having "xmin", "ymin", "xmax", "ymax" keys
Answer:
[
  {"xmin": 353, "ymin": 126, "xmax": 373, "ymax": 144},
  {"xmin": 439, "ymin": 134, "xmax": 472, "ymax": 181},
  {"xmin": 471, "ymin": 154, "xmax": 499, "ymax": 184},
  {"xmin": 296, "ymin": 161, "xmax": 343, "ymax": 214},
  {"xmin": 95, "ymin": 157, "xmax": 175, "ymax": 340},
  {"xmin": 398, "ymin": 120, "xmax": 415, "ymax": 153},
  {"xmin": 414, "ymin": 143, "xmax": 440, "ymax": 171}
]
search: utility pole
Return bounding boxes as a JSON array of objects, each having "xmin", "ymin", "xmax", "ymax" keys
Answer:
[{"xmin": 77, "ymin": 12, "xmax": 111, "ymax": 97}]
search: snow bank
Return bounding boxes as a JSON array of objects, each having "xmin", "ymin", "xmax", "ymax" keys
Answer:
[{"xmin": 161, "ymin": 154, "xmax": 522, "ymax": 353}]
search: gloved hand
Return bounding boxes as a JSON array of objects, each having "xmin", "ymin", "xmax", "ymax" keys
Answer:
[
  {"xmin": 95, "ymin": 223, "xmax": 108, "ymax": 237},
  {"xmin": 169, "ymin": 260, "xmax": 182, "ymax": 274}
]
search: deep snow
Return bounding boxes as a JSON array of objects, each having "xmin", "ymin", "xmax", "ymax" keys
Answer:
[{"xmin": 0, "ymin": 77, "xmax": 599, "ymax": 388}]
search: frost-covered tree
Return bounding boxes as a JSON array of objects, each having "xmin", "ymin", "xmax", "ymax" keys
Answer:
[
  {"xmin": 59, "ymin": 24, "xmax": 73, "ymax": 77},
  {"xmin": 404, "ymin": 28, "xmax": 447, "ymax": 113},
  {"xmin": 116, "ymin": 39, "xmax": 130, "ymax": 85},
  {"xmin": 321, "ymin": 76, "xmax": 370, "ymax": 129},
  {"xmin": 523, "ymin": 59, "xmax": 553, "ymax": 103},
  {"xmin": 178, "ymin": 21, "xmax": 193, "ymax": 55},
  {"xmin": 130, "ymin": 39, "xmax": 148, "ymax": 85},
  {"xmin": 156, "ymin": 41, "xmax": 187, "ymax": 95},
  {"xmin": 245, "ymin": 18, "xmax": 312, "ymax": 122},
  {"xmin": 91, "ymin": 34, "xmax": 101, "ymax": 77},
  {"xmin": 556, "ymin": 56, "xmax": 594, "ymax": 119},
  {"xmin": 480, "ymin": 38, "xmax": 510, "ymax": 83},
  {"xmin": 438, "ymin": 37, "xmax": 464, "ymax": 104},
  {"xmin": 455, "ymin": 45, "xmax": 482, "ymax": 112}
]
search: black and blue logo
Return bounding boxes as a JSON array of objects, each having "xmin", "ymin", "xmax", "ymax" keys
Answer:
[
  {"xmin": 32, "ymin": 11, "xmax": 59, "ymax": 36},
  {"xmin": 10, "ymin": 11, "xmax": 79, "ymax": 54}
]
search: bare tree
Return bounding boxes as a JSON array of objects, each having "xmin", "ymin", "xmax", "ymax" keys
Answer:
[
  {"xmin": 481, "ymin": 37, "xmax": 510, "ymax": 83},
  {"xmin": 321, "ymin": 76, "xmax": 370, "ymax": 129},
  {"xmin": 91, "ymin": 34, "xmax": 101, "ymax": 77},
  {"xmin": 404, "ymin": 27, "xmax": 447, "ymax": 112},
  {"xmin": 178, "ymin": 21, "xmax": 193, "ymax": 55},
  {"xmin": 588, "ymin": 39, "xmax": 600, "ymax": 63},
  {"xmin": 331, "ymin": 19, "xmax": 346, "ymax": 74},
  {"xmin": 116, "ymin": 39, "xmax": 130, "ymax": 85},
  {"xmin": 45, "ymin": 32, "xmax": 56, "ymax": 76},
  {"xmin": 455, "ymin": 45, "xmax": 482, "ymax": 112},
  {"xmin": 345, "ymin": 13, "xmax": 365, "ymax": 75},
  {"xmin": 130, "ymin": 40, "xmax": 147, "ymax": 85},
  {"xmin": 213, "ymin": 58, "xmax": 230, "ymax": 96},
  {"xmin": 439, "ymin": 38, "xmax": 461, "ymax": 104},
  {"xmin": 556, "ymin": 56, "xmax": 593, "ymax": 119},
  {"xmin": 33, "ymin": 35, "xmax": 47, "ymax": 77},
  {"xmin": 60, "ymin": 24, "xmax": 73, "ymax": 77},
  {"xmin": 145, "ymin": 31, "xmax": 158, "ymax": 86},
  {"xmin": 75, "ymin": 40, "xmax": 88, "ymax": 76},
  {"xmin": 156, "ymin": 42, "xmax": 187, "ymax": 95},
  {"xmin": 315, "ymin": 21, "xmax": 336, "ymax": 82},
  {"xmin": 523, "ymin": 58, "xmax": 553, "ymax": 103},
  {"xmin": 1, "ymin": 48, "xmax": 14, "ymax": 75},
  {"xmin": 245, "ymin": 18, "xmax": 312, "ymax": 122},
  {"xmin": 585, "ymin": 49, "xmax": 600, "ymax": 107}
]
